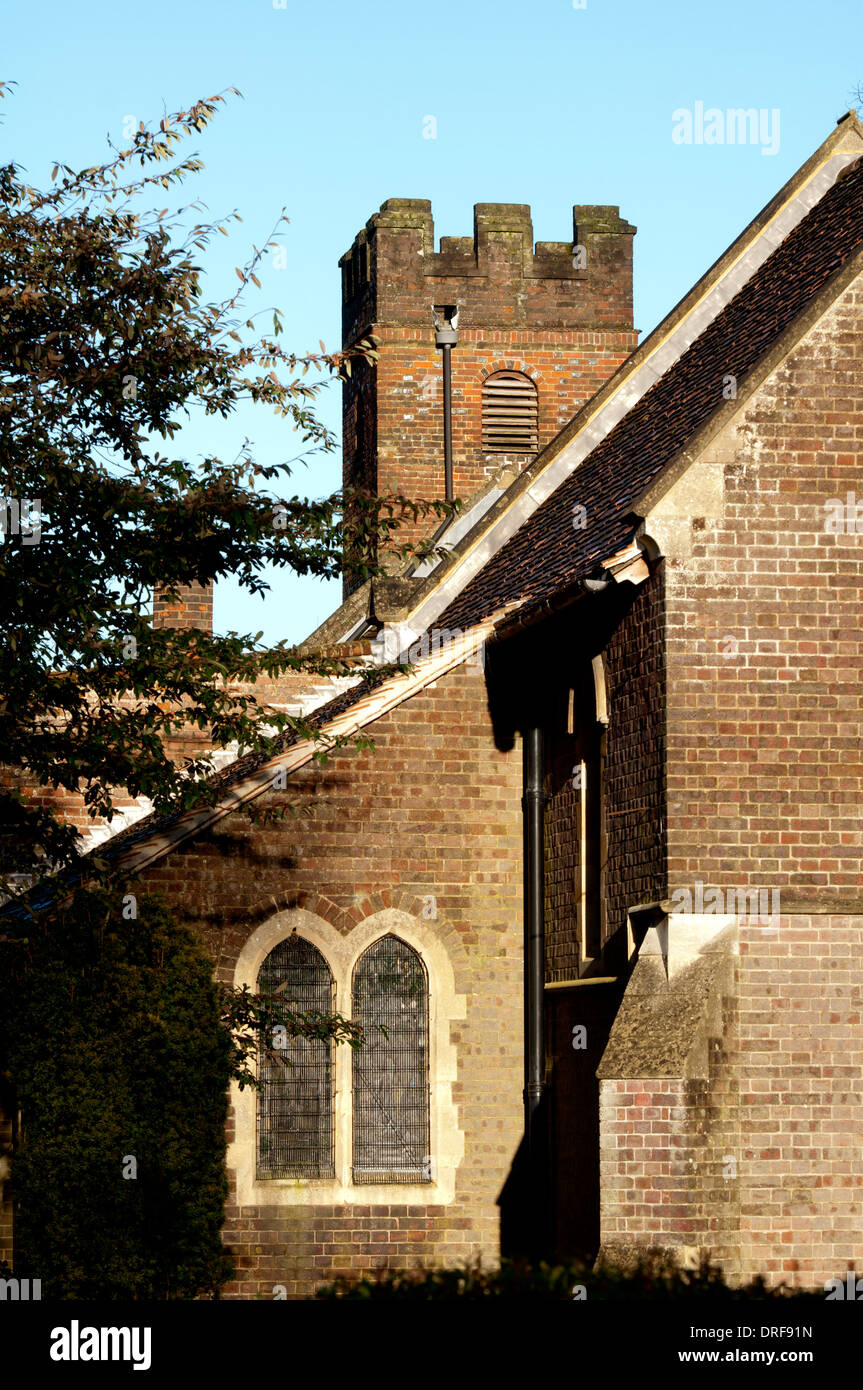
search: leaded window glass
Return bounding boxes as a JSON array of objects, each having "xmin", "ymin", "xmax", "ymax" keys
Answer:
[
  {"xmin": 352, "ymin": 936, "xmax": 430, "ymax": 1183},
  {"xmin": 257, "ymin": 935, "xmax": 334, "ymax": 1178}
]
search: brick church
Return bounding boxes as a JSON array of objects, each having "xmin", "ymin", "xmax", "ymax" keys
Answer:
[{"xmin": 4, "ymin": 111, "xmax": 863, "ymax": 1296}]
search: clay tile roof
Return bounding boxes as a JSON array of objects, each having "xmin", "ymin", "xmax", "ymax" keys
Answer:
[{"xmin": 436, "ymin": 154, "xmax": 863, "ymax": 633}]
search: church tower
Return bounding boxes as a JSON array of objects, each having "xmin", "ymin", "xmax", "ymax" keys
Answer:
[{"xmin": 339, "ymin": 198, "xmax": 637, "ymax": 588}]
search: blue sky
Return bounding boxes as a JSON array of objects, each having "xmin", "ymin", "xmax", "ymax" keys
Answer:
[{"xmin": 5, "ymin": 0, "xmax": 861, "ymax": 644}]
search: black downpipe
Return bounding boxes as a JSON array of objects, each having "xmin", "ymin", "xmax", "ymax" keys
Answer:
[
  {"xmin": 441, "ymin": 342, "xmax": 454, "ymax": 503},
  {"xmin": 523, "ymin": 725, "xmax": 546, "ymax": 1257}
]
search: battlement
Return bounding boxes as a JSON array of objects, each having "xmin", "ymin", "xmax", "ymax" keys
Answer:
[
  {"xmin": 338, "ymin": 194, "xmax": 638, "ymax": 596},
  {"xmin": 340, "ymin": 198, "xmax": 636, "ymax": 341}
]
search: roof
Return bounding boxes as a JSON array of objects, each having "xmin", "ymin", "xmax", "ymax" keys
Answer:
[
  {"xmin": 438, "ymin": 148, "xmax": 863, "ymax": 633},
  {"xmin": 340, "ymin": 112, "xmax": 863, "ymax": 650},
  {"xmin": 6, "ymin": 116, "xmax": 863, "ymax": 904}
]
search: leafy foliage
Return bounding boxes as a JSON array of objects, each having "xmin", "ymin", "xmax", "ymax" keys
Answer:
[
  {"xmin": 0, "ymin": 83, "xmax": 455, "ymax": 898},
  {"xmin": 223, "ymin": 979, "xmax": 364, "ymax": 1092},
  {"xmin": 0, "ymin": 888, "xmax": 233, "ymax": 1298},
  {"xmin": 315, "ymin": 1254, "xmax": 825, "ymax": 1300}
]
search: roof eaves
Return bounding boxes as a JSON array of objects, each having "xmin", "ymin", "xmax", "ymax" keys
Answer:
[{"xmin": 490, "ymin": 537, "xmax": 653, "ymax": 644}]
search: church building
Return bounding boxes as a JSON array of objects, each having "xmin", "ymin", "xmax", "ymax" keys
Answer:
[{"xmin": 3, "ymin": 111, "xmax": 863, "ymax": 1297}]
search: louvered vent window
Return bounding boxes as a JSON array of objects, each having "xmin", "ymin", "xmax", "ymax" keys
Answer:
[
  {"xmin": 257, "ymin": 935, "xmax": 335, "ymax": 1179},
  {"xmin": 352, "ymin": 936, "xmax": 430, "ymax": 1184},
  {"xmin": 482, "ymin": 370, "xmax": 539, "ymax": 453}
]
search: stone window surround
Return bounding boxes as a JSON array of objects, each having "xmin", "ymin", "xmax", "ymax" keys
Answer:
[{"xmin": 229, "ymin": 907, "xmax": 465, "ymax": 1207}]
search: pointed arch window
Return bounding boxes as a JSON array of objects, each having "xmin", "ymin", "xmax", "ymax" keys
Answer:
[
  {"xmin": 482, "ymin": 370, "xmax": 539, "ymax": 453},
  {"xmin": 352, "ymin": 936, "xmax": 430, "ymax": 1184},
  {"xmin": 257, "ymin": 935, "xmax": 335, "ymax": 1178}
]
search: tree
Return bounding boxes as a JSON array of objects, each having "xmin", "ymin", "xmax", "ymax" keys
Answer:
[
  {"xmin": 0, "ymin": 84, "xmax": 453, "ymax": 898},
  {"xmin": 0, "ymin": 889, "xmax": 233, "ymax": 1297}
]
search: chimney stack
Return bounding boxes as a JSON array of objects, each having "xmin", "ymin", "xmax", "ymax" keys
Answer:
[{"xmin": 152, "ymin": 581, "xmax": 213, "ymax": 634}]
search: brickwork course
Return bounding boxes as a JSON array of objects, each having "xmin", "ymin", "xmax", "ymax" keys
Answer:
[{"xmin": 4, "ymin": 114, "xmax": 863, "ymax": 1296}]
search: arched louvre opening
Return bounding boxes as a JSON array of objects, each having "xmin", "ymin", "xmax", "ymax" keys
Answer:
[
  {"xmin": 482, "ymin": 370, "xmax": 539, "ymax": 453},
  {"xmin": 352, "ymin": 936, "xmax": 430, "ymax": 1184},
  {"xmin": 257, "ymin": 935, "xmax": 334, "ymax": 1178}
]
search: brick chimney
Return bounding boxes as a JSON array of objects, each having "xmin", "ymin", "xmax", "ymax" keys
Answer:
[
  {"xmin": 152, "ymin": 581, "xmax": 213, "ymax": 633},
  {"xmin": 150, "ymin": 581, "xmax": 215, "ymax": 764}
]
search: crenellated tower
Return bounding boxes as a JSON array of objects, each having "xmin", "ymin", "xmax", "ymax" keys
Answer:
[{"xmin": 339, "ymin": 198, "xmax": 637, "ymax": 589}]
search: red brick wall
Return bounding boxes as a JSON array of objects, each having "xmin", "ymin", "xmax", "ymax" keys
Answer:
[
  {"xmin": 599, "ymin": 1078, "xmax": 699, "ymax": 1252},
  {"xmin": 136, "ymin": 658, "xmax": 525, "ymax": 1297},
  {"xmin": 664, "ymin": 279, "xmax": 863, "ymax": 900},
  {"xmin": 540, "ymin": 572, "xmax": 666, "ymax": 987},
  {"xmin": 0, "ymin": 665, "xmax": 350, "ymax": 844},
  {"xmin": 603, "ymin": 572, "xmax": 667, "ymax": 947},
  {"xmin": 544, "ymin": 718, "xmax": 581, "ymax": 984},
  {"xmin": 600, "ymin": 913, "xmax": 863, "ymax": 1289},
  {"xmin": 598, "ymin": 273, "xmax": 863, "ymax": 1286},
  {"xmin": 0, "ymin": 759, "xmax": 146, "ymax": 840},
  {"xmin": 152, "ymin": 581, "xmax": 213, "ymax": 632},
  {"xmin": 369, "ymin": 329, "xmax": 636, "ymax": 515},
  {"xmin": 598, "ymin": 974, "xmax": 742, "ymax": 1279},
  {"xmin": 735, "ymin": 916, "xmax": 863, "ymax": 1288},
  {"xmin": 0, "ymin": 581, "xmax": 217, "ymax": 837}
]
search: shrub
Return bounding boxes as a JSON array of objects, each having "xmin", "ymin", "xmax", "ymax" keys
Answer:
[
  {"xmin": 315, "ymin": 1255, "xmax": 823, "ymax": 1301},
  {"xmin": 0, "ymin": 887, "xmax": 233, "ymax": 1299}
]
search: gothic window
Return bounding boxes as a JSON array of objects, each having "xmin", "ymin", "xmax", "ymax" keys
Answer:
[
  {"xmin": 351, "ymin": 936, "xmax": 431, "ymax": 1184},
  {"xmin": 482, "ymin": 370, "xmax": 539, "ymax": 453},
  {"xmin": 257, "ymin": 934, "xmax": 334, "ymax": 1179}
]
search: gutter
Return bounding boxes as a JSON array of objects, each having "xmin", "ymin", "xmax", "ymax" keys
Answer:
[{"xmin": 491, "ymin": 537, "xmax": 652, "ymax": 645}]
